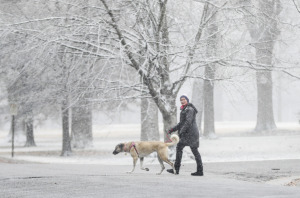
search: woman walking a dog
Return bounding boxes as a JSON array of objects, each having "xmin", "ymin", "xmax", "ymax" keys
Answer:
[{"xmin": 167, "ymin": 95, "xmax": 203, "ymax": 176}]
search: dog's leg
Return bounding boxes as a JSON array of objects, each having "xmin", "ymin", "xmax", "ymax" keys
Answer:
[
  {"xmin": 140, "ymin": 157, "xmax": 149, "ymax": 171},
  {"xmin": 156, "ymin": 155, "xmax": 165, "ymax": 175},
  {"xmin": 127, "ymin": 157, "xmax": 138, "ymax": 174},
  {"xmin": 159, "ymin": 149, "xmax": 177, "ymax": 175},
  {"xmin": 163, "ymin": 158, "xmax": 176, "ymax": 175}
]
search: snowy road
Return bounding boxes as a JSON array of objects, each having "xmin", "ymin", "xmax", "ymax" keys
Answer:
[
  {"xmin": 1, "ymin": 123, "xmax": 300, "ymax": 197},
  {"xmin": 1, "ymin": 160, "xmax": 300, "ymax": 198}
]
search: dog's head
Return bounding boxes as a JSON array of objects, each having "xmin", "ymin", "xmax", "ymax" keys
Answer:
[{"xmin": 113, "ymin": 143, "xmax": 124, "ymax": 155}]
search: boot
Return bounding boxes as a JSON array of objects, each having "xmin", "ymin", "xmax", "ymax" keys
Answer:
[
  {"xmin": 191, "ymin": 164, "xmax": 203, "ymax": 176},
  {"xmin": 191, "ymin": 171, "xmax": 203, "ymax": 176},
  {"xmin": 190, "ymin": 147, "xmax": 203, "ymax": 176},
  {"xmin": 167, "ymin": 169, "xmax": 179, "ymax": 174}
]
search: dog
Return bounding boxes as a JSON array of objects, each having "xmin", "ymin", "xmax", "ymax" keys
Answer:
[{"xmin": 113, "ymin": 134, "xmax": 179, "ymax": 175}]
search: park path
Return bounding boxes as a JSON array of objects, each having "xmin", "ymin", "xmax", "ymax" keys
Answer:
[{"xmin": 1, "ymin": 161, "xmax": 300, "ymax": 198}]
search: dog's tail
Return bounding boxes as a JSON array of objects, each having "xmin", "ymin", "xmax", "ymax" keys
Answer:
[{"xmin": 166, "ymin": 134, "xmax": 179, "ymax": 147}]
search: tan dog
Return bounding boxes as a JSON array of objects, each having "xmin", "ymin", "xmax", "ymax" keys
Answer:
[{"xmin": 113, "ymin": 134, "xmax": 179, "ymax": 175}]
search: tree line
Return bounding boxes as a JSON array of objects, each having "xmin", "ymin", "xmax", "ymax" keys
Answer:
[{"xmin": 0, "ymin": 0, "xmax": 299, "ymax": 156}]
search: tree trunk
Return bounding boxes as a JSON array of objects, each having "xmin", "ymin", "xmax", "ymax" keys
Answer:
[
  {"xmin": 203, "ymin": 74, "xmax": 216, "ymax": 138},
  {"xmin": 244, "ymin": 0, "xmax": 282, "ymax": 133},
  {"xmin": 276, "ymin": 73, "xmax": 282, "ymax": 122},
  {"xmin": 61, "ymin": 99, "xmax": 72, "ymax": 156},
  {"xmin": 202, "ymin": 3, "xmax": 218, "ymax": 139},
  {"xmin": 141, "ymin": 97, "xmax": 160, "ymax": 141},
  {"xmin": 162, "ymin": 111, "xmax": 177, "ymax": 141},
  {"xmin": 154, "ymin": 97, "xmax": 179, "ymax": 142},
  {"xmin": 71, "ymin": 105, "xmax": 93, "ymax": 149},
  {"xmin": 24, "ymin": 113, "xmax": 36, "ymax": 147},
  {"xmin": 192, "ymin": 79, "xmax": 204, "ymax": 136},
  {"xmin": 254, "ymin": 50, "xmax": 276, "ymax": 132},
  {"xmin": 162, "ymin": 107, "xmax": 177, "ymax": 159}
]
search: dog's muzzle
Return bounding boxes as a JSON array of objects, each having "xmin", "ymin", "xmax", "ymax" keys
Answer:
[{"xmin": 113, "ymin": 151, "xmax": 118, "ymax": 155}]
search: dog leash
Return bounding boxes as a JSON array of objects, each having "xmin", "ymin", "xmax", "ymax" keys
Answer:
[
  {"xmin": 165, "ymin": 133, "xmax": 173, "ymax": 143},
  {"xmin": 131, "ymin": 142, "xmax": 140, "ymax": 157}
]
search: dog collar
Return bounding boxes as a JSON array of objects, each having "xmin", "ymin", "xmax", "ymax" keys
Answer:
[
  {"xmin": 123, "ymin": 142, "xmax": 133, "ymax": 152},
  {"xmin": 129, "ymin": 142, "xmax": 135, "ymax": 150},
  {"xmin": 124, "ymin": 142, "xmax": 139, "ymax": 157}
]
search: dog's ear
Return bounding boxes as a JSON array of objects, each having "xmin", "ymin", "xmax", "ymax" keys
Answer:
[{"xmin": 116, "ymin": 143, "xmax": 124, "ymax": 150}]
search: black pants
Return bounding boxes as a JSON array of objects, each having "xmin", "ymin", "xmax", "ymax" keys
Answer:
[{"xmin": 174, "ymin": 142, "xmax": 203, "ymax": 172}]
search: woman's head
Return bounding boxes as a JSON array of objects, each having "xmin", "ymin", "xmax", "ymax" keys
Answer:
[{"xmin": 180, "ymin": 95, "xmax": 189, "ymax": 106}]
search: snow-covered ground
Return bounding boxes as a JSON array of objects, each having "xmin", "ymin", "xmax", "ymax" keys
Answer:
[
  {"xmin": 0, "ymin": 122, "xmax": 300, "ymax": 165},
  {"xmin": 2, "ymin": 162, "xmax": 300, "ymax": 198},
  {"xmin": 0, "ymin": 122, "xmax": 300, "ymax": 193}
]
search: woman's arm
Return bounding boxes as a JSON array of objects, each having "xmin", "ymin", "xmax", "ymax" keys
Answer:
[{"xmin": 172, "ymin": 122, "xmax": 181, "ymax": 132}]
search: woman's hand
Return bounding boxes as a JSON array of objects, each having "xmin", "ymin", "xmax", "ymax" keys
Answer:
[{"xmin": 167, "ymin": 128, "xmax": 173, "ymax": 134}]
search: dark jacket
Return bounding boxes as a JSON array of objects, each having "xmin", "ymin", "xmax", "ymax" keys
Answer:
[{"xmin": 172, "ymin": 103, "xmax": 199, "ymax": 148}]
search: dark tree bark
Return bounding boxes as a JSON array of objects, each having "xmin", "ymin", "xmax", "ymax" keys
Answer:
[
  {"xmin": 203, "ymin": 3, "xmax": 218, "ymax": 139},
  {"xmin": 71, "ymin": 104, "xmax": 93, "ymax": 149},
  {"xmin": 253, "ymin": 1, "xmax": 282, "ymax": 133},
  {"xmin": 203, "ymin": 68, "xmax": 216, "ymax": 138},
  {"xmin": 141, "ymin": 97, "xmax": 160, "ymax": 141},
  {"xmin": 254, "ymin": 62, "xmax": 276, "ymax": 132},
  {"xmin": 161, "ymin": 99, "xmax": 178, "ymax": 142},
  {"xmin": 61, "ymin": 99, "xmax": 72, "ymax": 156},
  {"xmin": 192, "ymin": 79, "xmax": 203, "ymax": 136},
  {"xmin": 24, "ymin": 113, "xmax": 36, "ymax": 147}
]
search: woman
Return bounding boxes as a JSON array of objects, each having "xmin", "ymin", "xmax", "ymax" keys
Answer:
[{"xmin": 167, "ymin": 95, "xmax": 203, "ymax": 176}]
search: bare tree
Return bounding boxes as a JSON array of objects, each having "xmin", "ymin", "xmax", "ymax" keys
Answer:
[
  {"xmin": 1, "ymin": 0, "xmax": 234, "ymax": 144},
  {"xmin": 202, "ymin": 2, "xmax": 219, "ymax": 138},
  {"xmin": 3, "ymin": 0, "xmax": 299, "ymax": 150},
  {"xmin": 99, "ymin": 0, "xmax": 226, "ymax": 140},
  {"xmin": 241, "ymin": 0, "xmax": 282, "ymax": 132}
]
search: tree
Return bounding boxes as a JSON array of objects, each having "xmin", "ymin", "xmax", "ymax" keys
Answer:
[
  {"xmin": 99, "ymin": 0, "xmax": 226, "ymax": 140},
  {"xmin": 0, "ymin": 0, "xmax": 108, "ymax": 153},
  {"xmin": 202, "ymin": 2, "xmax": 219, "ymax": 138},
  {"xmin": 1, "ymin": 0, "xmax": 234, "ymax": 145},
  {"xmin": 242, "ymin": 0, "xmax": 282, "ymax": 132}
]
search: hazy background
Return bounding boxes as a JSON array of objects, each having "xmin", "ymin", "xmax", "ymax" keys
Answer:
[{"xmin": 0, "ymin": 0, "xmax": 300, "ymax": 157}]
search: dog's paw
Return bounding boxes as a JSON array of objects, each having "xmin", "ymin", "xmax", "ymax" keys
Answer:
[
  {"xmin": 145, "ymin": 168, "xmax": 149, "ymax": 171},
  {"xmin": 126, "ymin": 171, "xmax": 133, "ymax": 174},
  {"xmin": 156, "ymin": 172, "xmax": 162, "ymax": 175}
]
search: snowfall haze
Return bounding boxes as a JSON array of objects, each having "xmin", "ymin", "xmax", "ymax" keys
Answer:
[{"xmin": 1, "ymin": 0, "xmax": 300, "ymax": 197}]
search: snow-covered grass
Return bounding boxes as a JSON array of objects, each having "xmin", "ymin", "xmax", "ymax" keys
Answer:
[{"xmin": 0, "ymin": 122, "xmax": 300, "ymax": 165}]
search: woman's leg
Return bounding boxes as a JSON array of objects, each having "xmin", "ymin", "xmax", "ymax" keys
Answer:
[
  {"xmin": 174, "ymin": 142, "xmax": 185, "ymax": 173},
  {"xmin": 190, "ymin": 147, "xmax": 203, "ymax": 175}
]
